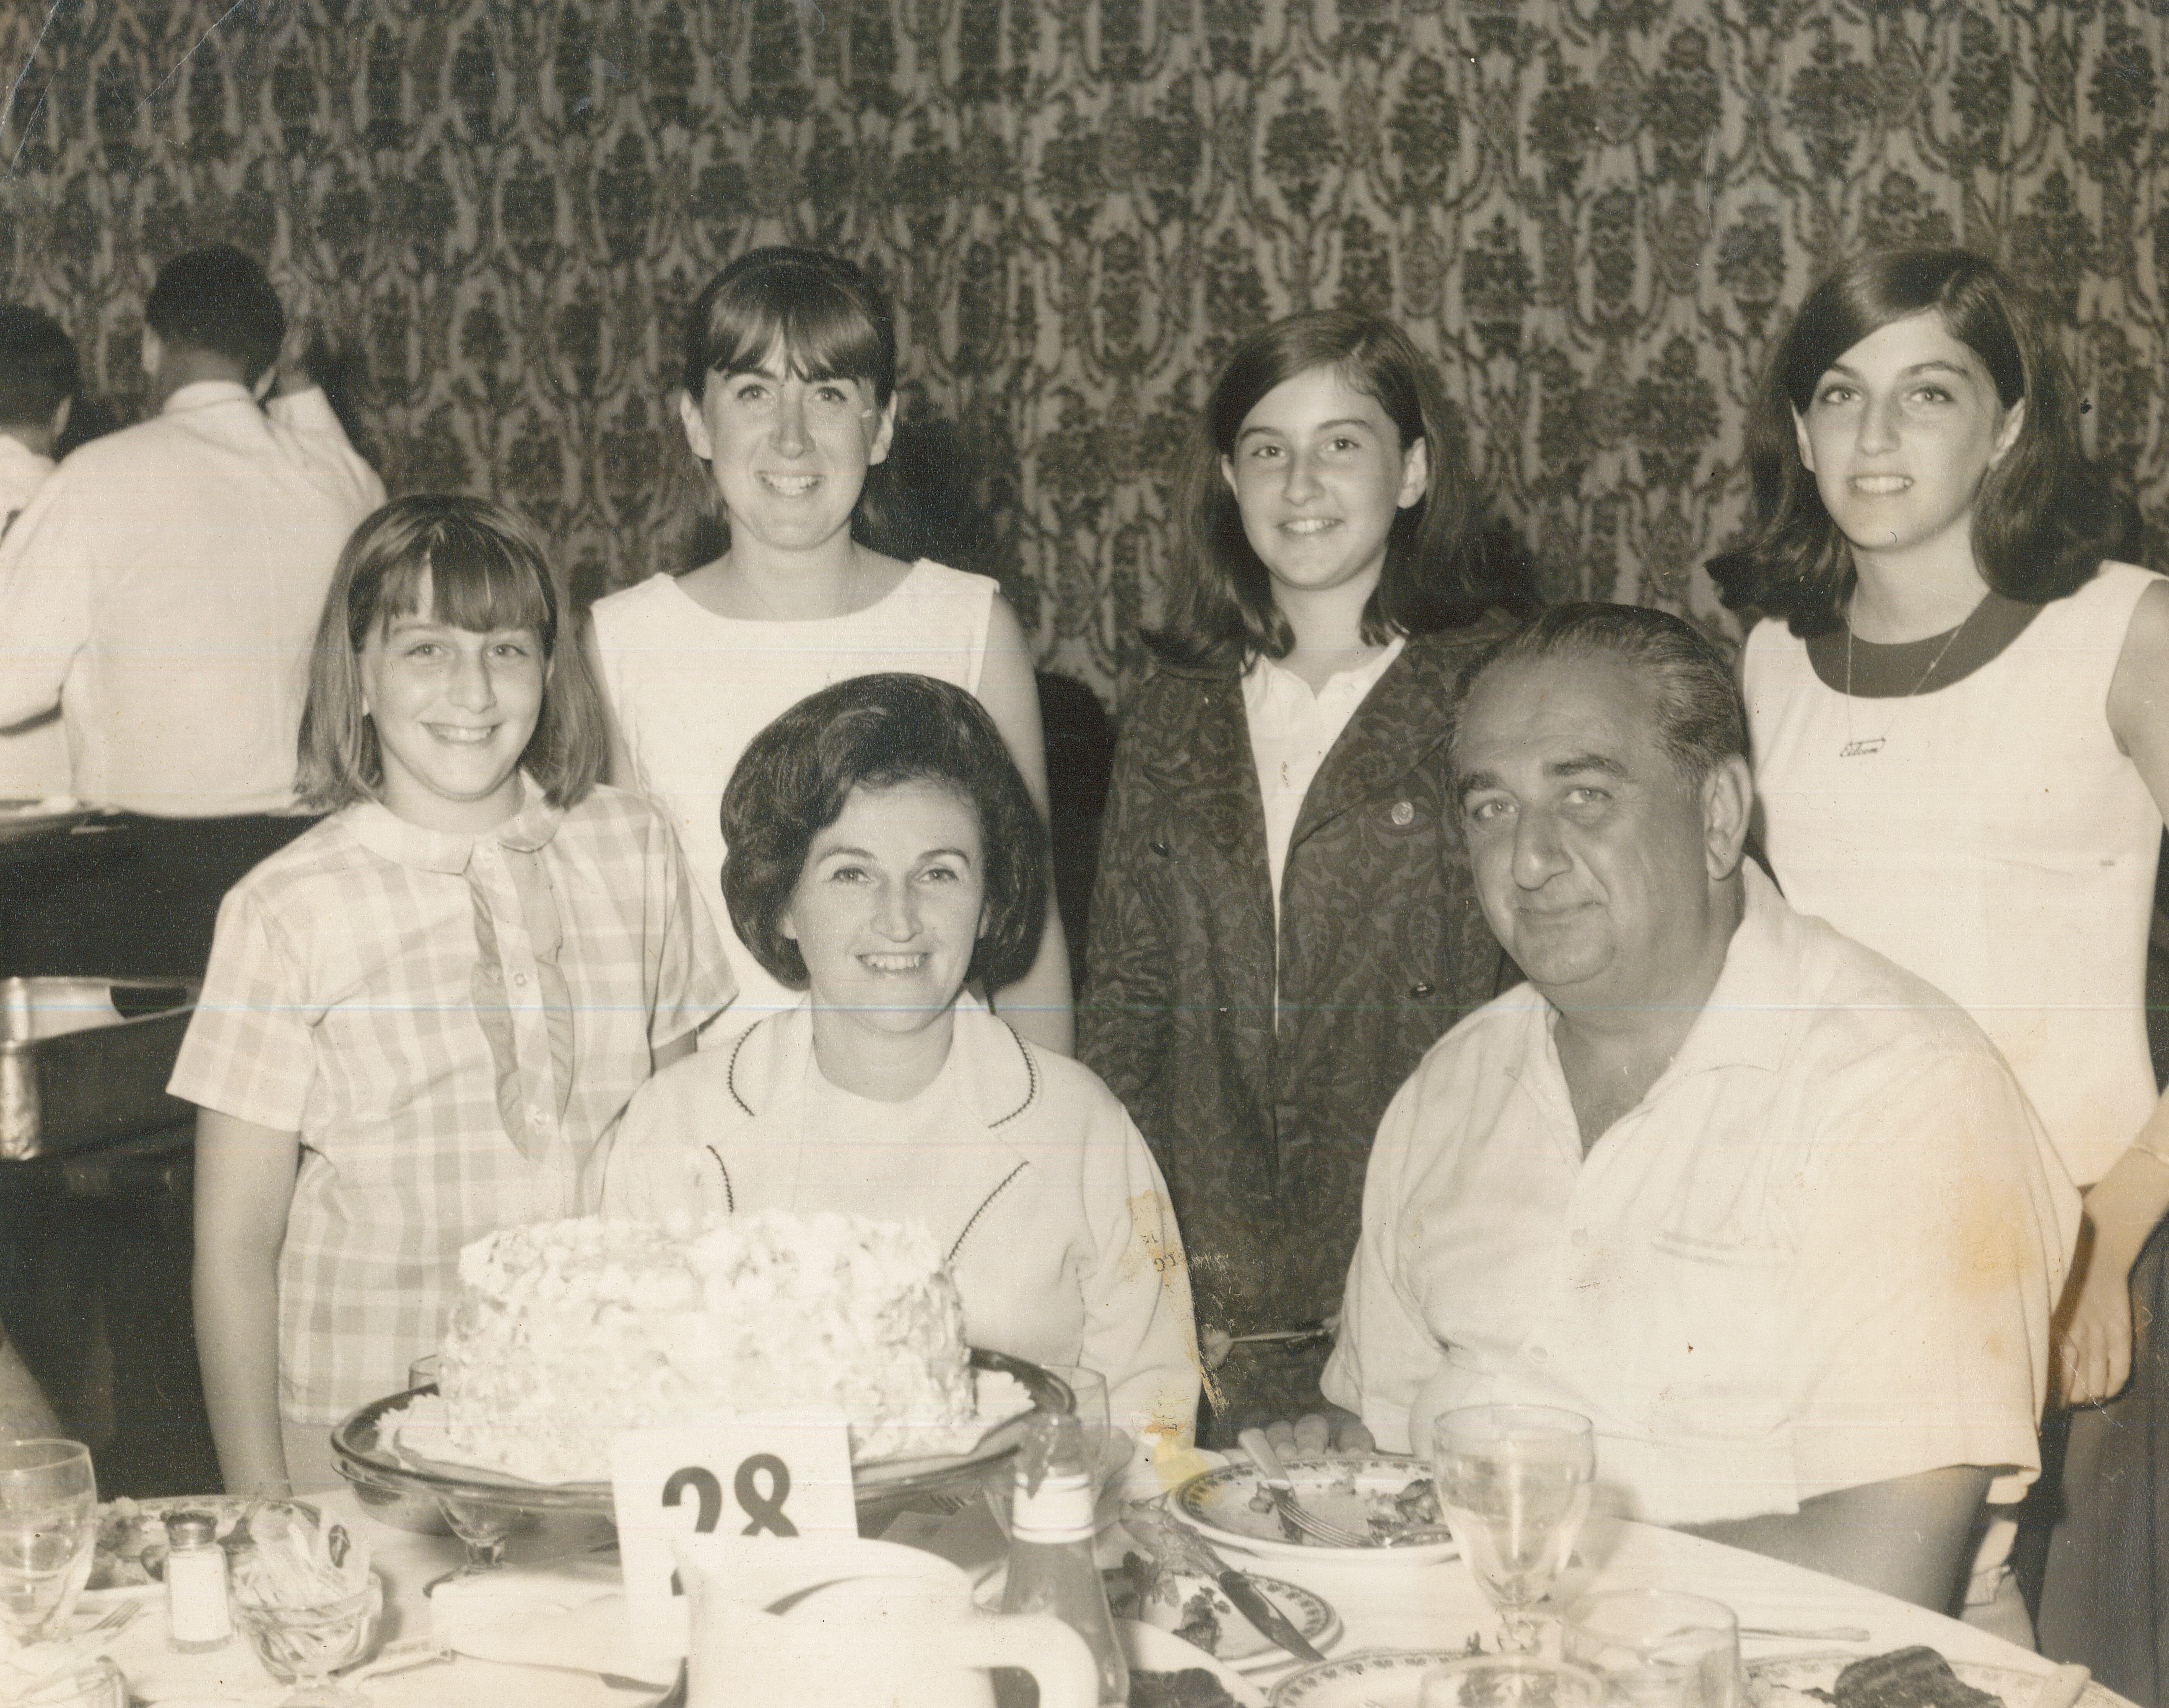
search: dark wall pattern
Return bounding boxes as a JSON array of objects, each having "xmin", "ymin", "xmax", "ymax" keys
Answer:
[{"xmin": 2, "ymin": 0, "xmax": 2164, "ymax": 701}]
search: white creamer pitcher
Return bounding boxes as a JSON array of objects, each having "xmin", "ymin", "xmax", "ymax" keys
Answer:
[{"xmin": 675, "ymin": 1533, "xmax": 1100, "ymax": 1708}]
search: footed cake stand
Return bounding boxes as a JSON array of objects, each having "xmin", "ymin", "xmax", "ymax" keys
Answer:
[{"xmin": 329, "ymin": 1348, "xmax": 1073, "ymax": 1576}]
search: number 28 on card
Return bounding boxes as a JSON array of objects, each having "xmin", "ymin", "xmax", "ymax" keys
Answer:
[{"xmin": 611, "ymin": 1420, "xmax": 857, "ymax": 1654}]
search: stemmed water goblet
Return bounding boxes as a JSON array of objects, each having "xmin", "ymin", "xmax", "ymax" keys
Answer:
[
  {"xmin": 1431, "ymin": 1405, "xmax": 1595, "ymax": 1652},
  {"xmin": 403, "ymin": 1351, "xmax": 523, "ymax": 1584},
  {"xmin": 0, "ymin": 1439, "xmax": 98, "ymax": 1648}
]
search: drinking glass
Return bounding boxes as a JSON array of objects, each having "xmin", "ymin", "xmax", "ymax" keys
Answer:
[
  {"xmin": 984, "ymin": 1364, "xmax": 1121, "ymax": 1539},
  {"xmin": 232, "ymin": 1573, "xmax": 383, "ymax": 1707},
  {"xmin": 1043, "ymin": 1365, "xmax": 1121, "ymax": 1491},
  {"xmin": 1563, "ymin": 1589, "xmax": 1743, "ymax": 1708},
  {"xmin": 0, "ymin": 1439, "xmax": 97, "ymax": 1646},
  {"xmin": 1431, "ymin": 1405, "xmax": 1595, "ymax": 1651}
]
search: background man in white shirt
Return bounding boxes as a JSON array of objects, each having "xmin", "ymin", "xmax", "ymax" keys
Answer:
[
  {"xmin": 0, "ymin": 304, "xmax": 78, "ymax": 798},
  {"xmin": 0, "ymin": 245, "xmax": 385, "ymax": 977},
  {"xmin": 1314, "ymin": 603, "xmax": 2077, "ymax": 1614}
]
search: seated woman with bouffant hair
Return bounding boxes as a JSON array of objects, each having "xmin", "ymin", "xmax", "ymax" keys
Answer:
[{"xmin": 596, "ymin": 672, "xmax": 1200, "ymax": 1458}]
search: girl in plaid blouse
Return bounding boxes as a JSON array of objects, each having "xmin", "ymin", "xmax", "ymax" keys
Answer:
[{"xmin": 174, "ymin": 495, "xmax": 733, "ymax": 1497}]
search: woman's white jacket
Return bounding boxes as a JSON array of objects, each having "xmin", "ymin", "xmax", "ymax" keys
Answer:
[{"xmin": 597, "ymin": 998, "xmax": 1201, "ymax": 1450}]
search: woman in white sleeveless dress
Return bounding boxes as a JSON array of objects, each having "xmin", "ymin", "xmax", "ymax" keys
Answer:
[
  {"xmin": 586, "ymin": 248, "xmax": 1071, "ymax": 1050},
  {"xmin": 1712, "ymin": 248, "xmax": 2169, "ymax": 1694}
]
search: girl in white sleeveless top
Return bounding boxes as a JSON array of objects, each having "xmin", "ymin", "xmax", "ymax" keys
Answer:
[
  {"xmin": 586, "ymin": 248, "xmax": 1071, "ymax": 1050},
  {"xmin": 1712, "ymin": 248, "xmax": 2169, "ymax": 1685}
]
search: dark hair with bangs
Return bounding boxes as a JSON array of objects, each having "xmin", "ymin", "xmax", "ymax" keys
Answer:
[
  {"xmin": 680, "ymin": 246, "xmax": 896, "ymax": 405},
  {"xmin": 677, "ymin": 247, "xmax": 900, "ymax": 557},
  {"xmin": 1147, "ymin": 310, "xmax": 1489, "ymax": 668},
  {"xmin": 1708, "ymin": 247, "xmax": 2120, "ymax": 635},
  {"xmin": 0, "ymin": 306, "xmax": 77, "ymax": 428},
  {"xmin": 146, "ymin": 245, "xmax": 285, "ymax": 385},
  {"xmin": 1455, "ymin": 603, "xmax": 1746, "ymax": 789},
  {"xmin": 721, "ymin": 673, "xmax": 1047, "ymax": 995},
  {"xmin": 298, "ymin": 494, "xmax": 608, "ymax": 812}
]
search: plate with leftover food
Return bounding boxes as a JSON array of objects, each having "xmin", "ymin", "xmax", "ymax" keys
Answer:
[
  {"xmin": 85, "ymin": 1495, "xmax": 318, "ymax": 1592},
  {"xmin": 1269, "ymin": 1646, "xmax": 1496, "ymax": 1708},
  {"xmin": 1105, "ymin": 1550, "xmax": 1339, "ymax": 1673},
  {"xmin": 1172, "ymin": 1454, "xmax": 1457, "ymax": 1564},
  {"xmin": 1749, "ymin": 1648, "xmax": 2126, "ymax": 1708},
  {"xmin": 1122, "ymin": 1621, "xmax": 1269, "ymax": 1708}
]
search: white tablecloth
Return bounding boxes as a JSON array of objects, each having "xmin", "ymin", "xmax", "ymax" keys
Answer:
[{"xmin": 64, "ymin": 1487, "xmax": 2123, "ymax": 1706}]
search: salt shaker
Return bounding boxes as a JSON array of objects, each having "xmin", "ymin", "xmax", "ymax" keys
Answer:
[{"xmin": 163, "ymin": 1511, "xmax": 231, "ymax": 1653}]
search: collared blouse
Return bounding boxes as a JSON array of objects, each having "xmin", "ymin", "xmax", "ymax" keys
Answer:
[{"xmin": 171, "ymin": 782, "xmax": 735, "ymax": 1422}]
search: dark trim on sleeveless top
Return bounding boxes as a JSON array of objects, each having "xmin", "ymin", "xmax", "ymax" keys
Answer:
[{"xmin": 1805, "ymin": 588, "xmax": 2044, "ymax": 697}]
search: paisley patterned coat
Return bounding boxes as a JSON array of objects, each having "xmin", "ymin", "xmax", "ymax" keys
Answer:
[{"xmin": 1077, "ymin": 620, "xmax": 1515, "ymax": 1438}]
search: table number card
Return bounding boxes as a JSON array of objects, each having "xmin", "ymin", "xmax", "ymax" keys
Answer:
[{"xmin": 611, "ymin": 1416, "xmax": 858, "ymax": 1654}]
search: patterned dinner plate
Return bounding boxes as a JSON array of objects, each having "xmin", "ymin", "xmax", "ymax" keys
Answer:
[
  {"xmin": 1749, "ymin": 1651, "xmax": 2130, "ymax": 1708},
  {"xmin": 1109, "ymin": 1566, "xmax": 1342, "ymax": 1673},
  {"xmin": 1172, "ymin": 1454, "xmax": 1458, "ymax": 1564},
  {"xmin": 1270, "ymin": 1648, "xmax": 1481, "ymax": 1708}
]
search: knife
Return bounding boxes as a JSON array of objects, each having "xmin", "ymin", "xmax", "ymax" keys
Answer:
[{"xmin": 1124, "ymin": 1504, "xmax": 1327, "ymax": 1666}]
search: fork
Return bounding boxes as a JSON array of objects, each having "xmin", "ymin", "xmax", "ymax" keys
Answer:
[
  {"xmin": 1237, "ymin": 1428, "xmax": 1376, "ymax": 1549},
  {"xmin": 72, "ymin": 1599, "xmax": 145, "ymax": 1644}
]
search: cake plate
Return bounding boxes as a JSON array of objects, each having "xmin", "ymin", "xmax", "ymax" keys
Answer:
[{"xmin": 330, "ymin": 1348, "xmax": 1072, "ymax": 1576}]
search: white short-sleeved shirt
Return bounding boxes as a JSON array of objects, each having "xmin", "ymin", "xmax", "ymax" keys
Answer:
[
  {"xmin": 586, "ymin": 562, "xmax": 997, "ymax": 1016},
  {"xmin": 0, "ymin": 384, "xmax": 385, "ymax": 816},
  {"xmin": 0, "ymin": 432, "xmax": 64, "ymax": 797},
  {"xmin": 1323, "ymin": 865, "xmax": 2078, "ymax": 1526},
  {"xmin": 169, "ymin": 783, "xmax": 735, "ymax": 1422}
]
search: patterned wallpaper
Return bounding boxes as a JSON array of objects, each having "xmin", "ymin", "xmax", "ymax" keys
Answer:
[{"xmin": 2, "ymin": 0, "xmax": 2165, "ymax": 702}]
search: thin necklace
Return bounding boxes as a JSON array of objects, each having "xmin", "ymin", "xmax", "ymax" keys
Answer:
[
  {"xmin": 1842, "ymin": 611, "xmax": 1970, "ymax": 699},
  {"xmin": 1838, "ymin": 598, "xmax": 1979, "ymax": 757}
]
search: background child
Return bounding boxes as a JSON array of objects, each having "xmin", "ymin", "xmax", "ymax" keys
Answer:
[
  {"xmin": 1078, "ymin": 309, "xmax": 1515, "ymax": 1441},
  {"xmin": 1710, "ymin": 246, "xmax": 2163, "ymax": 1664},
  {"xmin": 585, "ymin": 246, "xmax": 1072, "ymax": 1052},
  {"xmin": 175, "ymin": 494, "xmax": 732, "ymax": 1496}
]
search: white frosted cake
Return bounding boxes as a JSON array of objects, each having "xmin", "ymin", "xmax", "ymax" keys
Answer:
[{"xmin": 433, "ymin": 1210, "xmax": 982, "ymax": 1484}]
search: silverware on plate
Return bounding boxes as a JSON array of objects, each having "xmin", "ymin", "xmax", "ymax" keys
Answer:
[
  {"xmin": 1123, "ymin": 1502, "xmax": 1328, "ymax": 1665},
  {"xmin": 1237, "ymin": 1429, "xmax": 1373, "ymax": 1549}
]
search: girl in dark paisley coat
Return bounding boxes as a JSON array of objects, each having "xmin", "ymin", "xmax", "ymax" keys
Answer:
[{"xmin": 1078, "ymin": 311, "xmax": 1517, "ymax": 1442}]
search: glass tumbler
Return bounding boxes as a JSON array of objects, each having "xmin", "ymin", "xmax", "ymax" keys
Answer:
[{"xmin": 1562, "ymin": 1588, "xmax": 1744, "ymax": 1708}]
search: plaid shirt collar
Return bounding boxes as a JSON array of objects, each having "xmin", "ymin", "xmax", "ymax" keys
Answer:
[{"xmin": 344, "ymin": 775, "xmax": 566, "ymax": 872}]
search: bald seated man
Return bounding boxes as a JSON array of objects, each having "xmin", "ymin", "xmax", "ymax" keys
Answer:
[{"xmin": 1306, "ymin": 602, "xmax": 2077, "ymax": 1615}]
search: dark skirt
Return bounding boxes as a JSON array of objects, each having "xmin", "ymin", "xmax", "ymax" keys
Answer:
[{"xmin": 2036, "ymin": 1226, "xmax": 2169, "ymax": 1706}]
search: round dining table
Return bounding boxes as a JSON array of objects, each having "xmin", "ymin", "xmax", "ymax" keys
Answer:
[{"xmin": 50, "ymin": 1481, "xmax": 2135, "ymax": 1708}]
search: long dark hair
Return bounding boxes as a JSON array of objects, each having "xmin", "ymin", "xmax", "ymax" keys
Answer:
[
  {"xmin": 1707, "ymin": 247, "xmax": 2120, "ymax": 635},
  {"xmin": 1148, "ymin": 310, "xmax": 1489, "ymax": 668}
]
